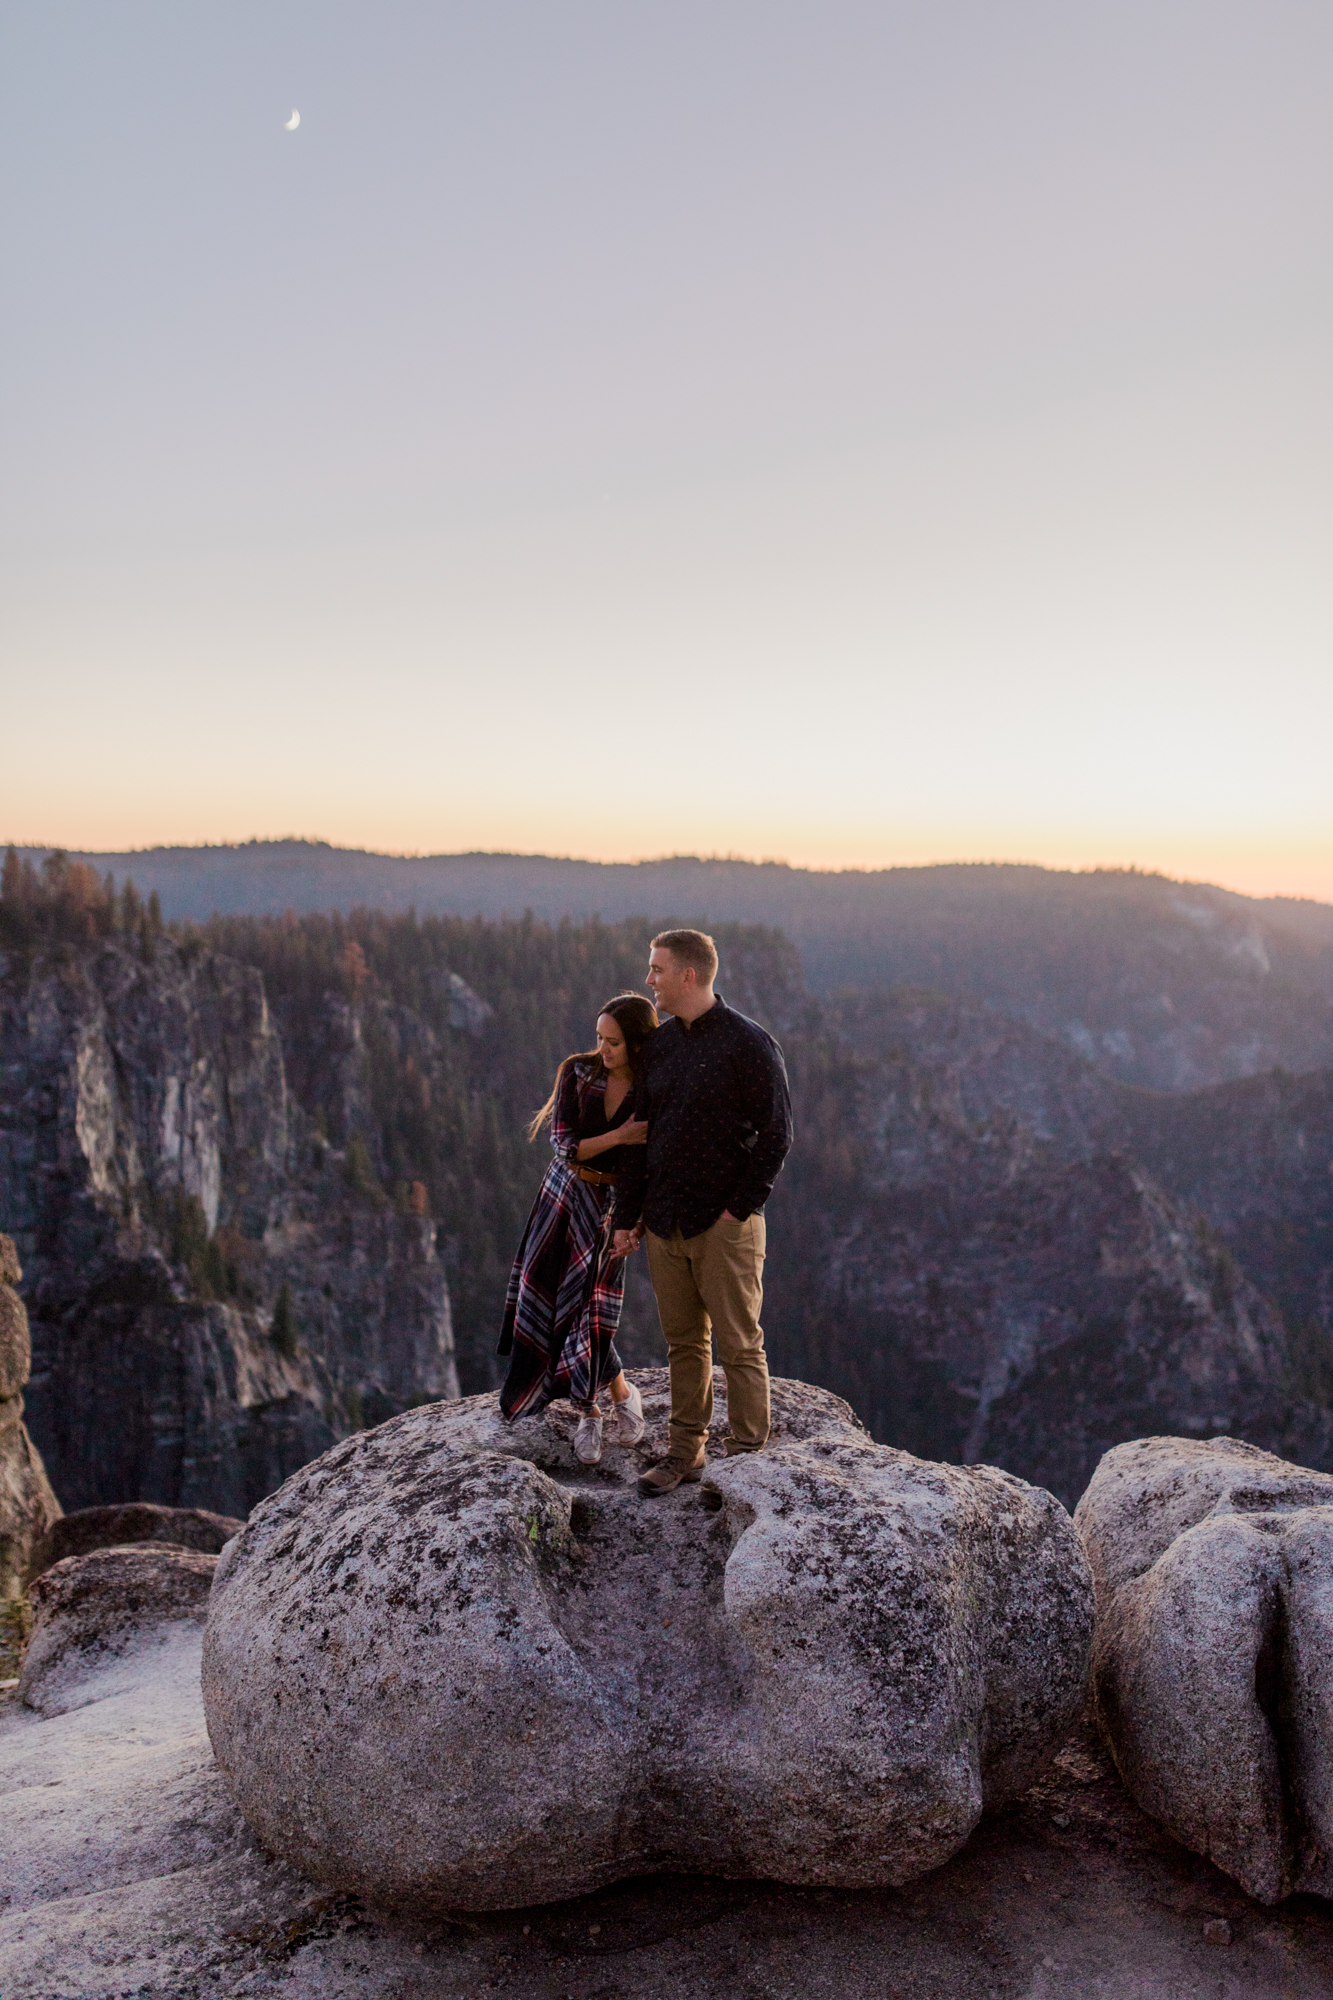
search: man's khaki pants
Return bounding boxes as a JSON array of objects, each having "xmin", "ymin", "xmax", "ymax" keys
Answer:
[{"xmin": 645, "ymin": 1212, "xmax": 770, "ymax": 1460}]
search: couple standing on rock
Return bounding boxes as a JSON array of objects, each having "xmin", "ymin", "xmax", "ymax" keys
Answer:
[{"xmin": 497, "ymin": 929, "xmax": 793, "ymax": 1495}]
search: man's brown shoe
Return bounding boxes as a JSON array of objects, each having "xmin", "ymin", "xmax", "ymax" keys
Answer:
[{"xmin": 637, "ymin": 1453, "xmax": 706, "ymax": 1497}]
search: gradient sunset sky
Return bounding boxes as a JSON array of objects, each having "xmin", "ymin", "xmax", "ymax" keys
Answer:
[{"xmin": 4, "ymin": 3, "xmax": 1331, "ymax": 898}]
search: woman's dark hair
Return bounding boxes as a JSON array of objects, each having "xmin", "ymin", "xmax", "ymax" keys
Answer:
[{"xmin": 528, "ymin": 992, "xmax": 659, "ymax": 1140}]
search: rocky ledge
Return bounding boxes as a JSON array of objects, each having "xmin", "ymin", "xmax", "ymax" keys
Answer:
[
  {"xmin": 6, "ymin": 1399, "xmax": 1333, "ymax": 1997},
  {"xmin": 203, "ymin": 1371, "xmax": 1094, "ymax": 1910}
]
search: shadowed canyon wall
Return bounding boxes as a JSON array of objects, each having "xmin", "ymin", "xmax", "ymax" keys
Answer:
[
  {"xmin": 765, "ymin": 992, "xmax": 1333, "ymax": 1504},
  {"xmin": 0, "ymin": 935, "xmax": 457, "ymax": 1514}
]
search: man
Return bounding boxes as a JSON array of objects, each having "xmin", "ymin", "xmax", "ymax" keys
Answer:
[{"xmin": 612, "ymin": 928, "xmax": 793, "ymax": 1496}]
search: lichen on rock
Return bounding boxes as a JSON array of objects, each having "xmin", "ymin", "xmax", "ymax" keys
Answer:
[{"xmin": 203, "ymin": 1371, "xmax": 1093, "ymax": 1911}]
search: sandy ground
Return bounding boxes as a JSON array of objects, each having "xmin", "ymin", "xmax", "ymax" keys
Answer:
[{"xmin": 2, "ymin": 1627, "xmax": 1332, "ymax": 2000}]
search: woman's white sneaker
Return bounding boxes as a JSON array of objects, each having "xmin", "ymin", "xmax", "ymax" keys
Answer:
[
  {"xmin": 613, "ymin": 1381, "xmax": 645, "ymax": 1445},
  {"xmin": 574, "ymin": 1407, "xmax": 604, "ymax": 1464}
]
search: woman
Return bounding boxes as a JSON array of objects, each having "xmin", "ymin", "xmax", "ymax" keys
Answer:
[{"xmin": 498, "ymin": 992, "xmax": 658, "ymax": 1463}]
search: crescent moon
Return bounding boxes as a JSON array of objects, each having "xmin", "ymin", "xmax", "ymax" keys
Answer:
[{"xmin": 284, "ymin": 109, "xmax": 300, "ymax": 130}]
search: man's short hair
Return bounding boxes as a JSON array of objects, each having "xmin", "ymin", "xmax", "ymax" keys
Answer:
[{"xmin": 651, "ymin": 927, "xmax": 719, "ymax": 983}]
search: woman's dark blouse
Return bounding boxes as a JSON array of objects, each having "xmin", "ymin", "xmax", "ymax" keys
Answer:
[{"xmin": 576, "ymin": 1076, "xmax": 640, "ymax": 1177}]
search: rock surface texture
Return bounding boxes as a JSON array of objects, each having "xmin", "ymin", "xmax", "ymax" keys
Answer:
[
  {"xmin": 203, "ymin": 1371, "xmax": 1093, "ymax": 1911},
  {"xmin": 1077, "ymin": 1434, "xmax": 1333, "ymax": 1904},
  {"xmin": 0, "ymin": 1235, "xmax": 61, "ymax": 1610},
  {"xmin": 0, "ymin": 940, "xmax": 459, "ymax": 1515}
]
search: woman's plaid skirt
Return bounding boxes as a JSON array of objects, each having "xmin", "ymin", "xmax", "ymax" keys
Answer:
[{"xmin": 498, "ymin": 1155, "xmax": 625, "ymax": 1417}]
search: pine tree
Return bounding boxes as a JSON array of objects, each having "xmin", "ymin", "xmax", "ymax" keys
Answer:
[
  {"xmin": 270, "ymin": 1283, "xmax": 298, "ymax": 1358},
  {"xmin": 345, "ymin": 1133, "xmax": 382, "ymax": 1200}
]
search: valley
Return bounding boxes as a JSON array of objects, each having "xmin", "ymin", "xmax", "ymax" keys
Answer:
[{"xmin": 1, "ymin": 847, "xmax": 1330, "ymax": 1513}]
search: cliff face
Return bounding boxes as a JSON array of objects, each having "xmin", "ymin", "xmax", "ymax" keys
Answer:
[
  {"xmin": 767, "ymin": 992, "xmax": 1333, "ymax": 1505},
  {"xmin": 1121, "ymin": 1066, "xmax": 1333, "ymax": 1357},
  {"xmin": 0, "ymin": 938, "xmax": 458, "ymax": 1516}
]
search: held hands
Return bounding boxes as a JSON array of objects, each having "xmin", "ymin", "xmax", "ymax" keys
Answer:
[{"xmin": 612, "ymin": 1211, "xmax": 739, "ymax": 1259}]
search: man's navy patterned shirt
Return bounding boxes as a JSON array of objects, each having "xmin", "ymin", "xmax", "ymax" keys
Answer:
[{"xmin": 612, "ymin": 994, "xmax": 793, "ymax": 1240}]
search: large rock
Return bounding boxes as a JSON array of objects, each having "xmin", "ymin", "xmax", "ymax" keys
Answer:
[
  {"xmin": 0, "ymin": 1238, "xmax": 61, "ymax": 1611},
  {"xmin": 203, "ymin": 1371, "xmax": 1093, "ymax": 1911},
  {"xmin": 11, "ymin": 1583, "xmax": 1333, "ymax": 2000},
  {"xmin": 0, "ymin": 1404, "xmax": 60, "ymax": 1609},
  {"xmin": 1076, "ymin": 1434, "xmax": 1333, "ymax": 1904},
  {"xmin": 19, "ymin": 1544, "xmax": 217, "ymax": 1715},
  {"xmin": 0, "ymin": 1271, "xmax": 31, "ymax": 1401},
  {"xmin": 0, "ymin": 1535, "xmax": 322, "ymax": 1999},
  {"xmin": 24, "ymin": 1501, "xmax": 245, "ymax": 1586}
]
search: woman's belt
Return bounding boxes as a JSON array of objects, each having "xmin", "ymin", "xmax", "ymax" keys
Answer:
[{"xmin": 573, "ymin": 1163, "xmax": 618, "ymax": 1187}]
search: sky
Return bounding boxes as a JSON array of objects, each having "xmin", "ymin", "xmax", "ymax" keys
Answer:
[{"xmin": 3, "ymin": 2, "xmax": 1331, "ymax": 899}]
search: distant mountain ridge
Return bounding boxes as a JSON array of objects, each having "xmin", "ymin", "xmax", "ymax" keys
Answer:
[{"xmin": 15, "ymin": 841, "xmax": 1333, "ymax": 1091}]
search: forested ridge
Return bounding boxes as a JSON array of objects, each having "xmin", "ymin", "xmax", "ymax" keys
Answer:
[{"xmin": 16, "ymin": 839, "xmax": 1333, "ymax": 1094}]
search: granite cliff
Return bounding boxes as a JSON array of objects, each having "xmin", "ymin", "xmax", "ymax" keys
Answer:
[
  {"xmin": 767, "ymin": 991, "xmax": 1333, "ymax": 1503},
  {"xmin": 0, "ymin": 929, "xmax": 458, "ymax": 1515}
]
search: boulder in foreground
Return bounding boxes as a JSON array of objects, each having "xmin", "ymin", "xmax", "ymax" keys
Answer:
[
  {"xmin": 20, "ymin": 1544, "xmax": 217, "ymax": 1715},
  {"xmin": 10, "ymin": 1592, "xmax": 1333, "ymax": 1999},
  {"xmin": 204, "ymin": 1372, "xmax": 1093, "ymax": 1910},
  {"xmin": 1077, "ymin": 1434, "xmax": 1333, "ymax": 1904},
  {"xmin": 23, "ymin": 1501, "xmax": 244, "ymax": 1586}
]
